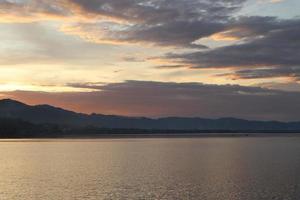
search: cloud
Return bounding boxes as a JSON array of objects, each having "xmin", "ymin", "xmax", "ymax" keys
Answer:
[
  {"xmin": 3, "ymin": 0, "xmax": 296, "ymax": 54},
  {"xmin": 2, "ymin": 80, "xmax": 300, "ymax": 121},
  {"xmin": 165, "ymin": 16, "xmax": 300, "ymax": 80},
  {"xmin": 0, "ymin": 0, "xmax": 249, "ymax": 48},
  {"xmin": 66, "ymin": 82, "xmax": 105, "ymax": 90},
  {"xmin": 59, "ymin": 0, "xmax": 248, "ymax": 48},
  {"xmin": 255, "ymin": 82, "xmax": 300, "ymax": 92},
  {"xmin": 121, "ymin": 56, "xmax": 145, "ymax": 62},
  {"xmin": 153, "ymin": 65, "xmax": 187, "ymax": 69},
  {"xmin": 224, "ymin": 66, "xmax": 300, "ymax": 80},
  {"xmin": 0, "ymin": 0, "xmax": 296, "ymax": 50},
  {"xmin": 68, "ymin": 0, "xmax": 246, "ymax": 24},
  {"xmin": 0, "ymin": 0, "xmax": 70, "ymax": 23}
]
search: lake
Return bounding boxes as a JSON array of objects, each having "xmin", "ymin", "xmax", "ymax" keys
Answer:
[{"xmin": 0, "ymin": 137, "xmax": 299, "ymax": 199}]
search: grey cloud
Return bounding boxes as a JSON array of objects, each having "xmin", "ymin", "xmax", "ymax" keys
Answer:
[
  {"xmin": 2, "ymin": 0, "xmax": 297, "ymax": 51},
  {"xmin": 166, "ymin": 17, "xmax": 300, "ymax": 80},
  {"xmin": 3, "ymin": 80, "xmax": 300, "ymax": 121},
  {"xmin": 226, "ymin": 66, "xmax": 300, "ymax": 80},
  {"xmin": 224, "ymin": 16, "xmax": 299, "ymax": 39},
  {"xmin": 120, "ymin": 21, "xmax": 223, "ymax": 48},
  {"xmin": 122, "ymin": 56, "xmax": 145, "ymax": 62},
  {"xmin": 1, "ymin": 0, "xmax": 248, "ymax": 48},
  {"xmin": 64, "ymin": 0, "xmax": 247, "ymax": 48},
  {"xmin": 70, "ymin": 0, "xmax": 246, "ymax": 24},
  {"xmin": 169, "ymin": 19, "xmax": 300, "ymax": 67},
  {"xmin": 154, "ymin": 65, "xmax": 187, "ymax": 69},
  {"xmin": 255, "ymin": 82, "xmax": 300, "ymax": 92}
]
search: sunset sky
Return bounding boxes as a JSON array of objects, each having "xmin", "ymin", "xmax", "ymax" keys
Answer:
[{"xmin": 0, "ymin": 0, "xmax": 300, "ymax": 121}]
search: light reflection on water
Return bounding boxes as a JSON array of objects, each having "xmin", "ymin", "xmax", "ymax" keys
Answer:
[{"xmin": 0, "ymin": 137, "xmax": 299, "ymax": 200}]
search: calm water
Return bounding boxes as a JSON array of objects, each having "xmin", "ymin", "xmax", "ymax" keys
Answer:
[{"xmin": 0, "ymin": 137, "xmax": 300, "ymax": 200}]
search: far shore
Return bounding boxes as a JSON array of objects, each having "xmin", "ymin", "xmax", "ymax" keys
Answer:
[{"xmin": 1, "ymin": 132, "xmax": 300, "ymax": 140}]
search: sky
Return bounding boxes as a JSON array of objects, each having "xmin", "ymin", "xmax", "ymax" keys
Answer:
[{"xmin": 0, "ymin": 0, "xmax": 300, "ymax": 121}]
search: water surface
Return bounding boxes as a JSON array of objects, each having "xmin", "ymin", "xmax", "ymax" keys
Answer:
[{"xmin": 0, "ymin": 137, "xmax": 299, "ymax": 199}]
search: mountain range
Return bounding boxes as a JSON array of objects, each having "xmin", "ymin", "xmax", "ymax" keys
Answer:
[{"xmin": 1, "ymin": 98, "xmax": 300, "ymax": 132}]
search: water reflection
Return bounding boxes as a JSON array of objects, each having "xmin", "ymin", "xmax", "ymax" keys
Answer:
[{"xmin": 0, "ymin": 137, "xmax": 299, "ymax": 199}]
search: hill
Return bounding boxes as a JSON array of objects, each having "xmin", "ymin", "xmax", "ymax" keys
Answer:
[{"xmin": 0, "ymin": 99, "xmax": 300, "ymax": 132}]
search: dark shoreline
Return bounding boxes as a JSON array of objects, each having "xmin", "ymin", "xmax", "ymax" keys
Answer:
[
  {"xmin": 2, "ymin": 113, "xmax": 300, "ymax": 139},
  {"xmin": 1, "ymin": 132, "xmax": 300, "ymax": 140}
]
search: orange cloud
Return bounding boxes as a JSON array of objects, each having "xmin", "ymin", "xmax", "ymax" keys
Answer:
[
  {"xmin": 60, "ymin": 23, "xmax": 131, "ymax": 45},
  {"xmin": 0, "ymin": 0, "xmax": 130, "ymax": 23},
  {"xmin": 209, "ymin": 28, "xmax": 255, "ymax": 42}
]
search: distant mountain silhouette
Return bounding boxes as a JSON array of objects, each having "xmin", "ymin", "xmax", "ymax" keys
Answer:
[{"xmin": 1, "ymin": 98, "xmax": 300, "ymax": 131}]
